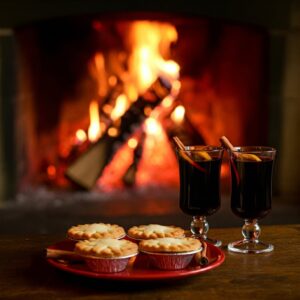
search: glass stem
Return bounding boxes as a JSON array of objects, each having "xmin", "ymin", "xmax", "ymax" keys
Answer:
[
  {"xmin": 242, "ymin": 219, "xmax": 261, "ymax": 242},
  {"xmin": 191, "ymin": 216, "xmax": 209, "ymax": 239}
]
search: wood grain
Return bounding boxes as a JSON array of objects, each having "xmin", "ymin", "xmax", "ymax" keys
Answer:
[{"xmin": 0, "ymin": 225, "xmax": 299, "ymax": 299}]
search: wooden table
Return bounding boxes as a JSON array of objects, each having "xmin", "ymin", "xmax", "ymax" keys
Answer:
[{"xmin": 1, "ymin": 224, "xmax": 299, "ymax": 299}]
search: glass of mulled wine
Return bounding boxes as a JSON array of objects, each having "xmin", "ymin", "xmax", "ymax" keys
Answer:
[
  {"xmin": 177, "ymin": 146, "xmax": 224, "ymax": 247},
  {"xmin": 228, "ymin": 146, "xmax": 276, "ymax": 254}
]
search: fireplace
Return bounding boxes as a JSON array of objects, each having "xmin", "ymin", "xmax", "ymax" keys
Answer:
[
  {"xmin": 12, "ymin": 13, "xmax": 269, "ymax": 195},
  {"xmin": 0, "ymin": 9, "xmax": 272, "ymax": 200}
]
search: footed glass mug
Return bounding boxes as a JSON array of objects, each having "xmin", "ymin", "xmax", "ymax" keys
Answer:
[
  {"xmin": 228, "ymin": 146, "xmax": 276, "ymax": 254},
  {"xmin": 177, "ymin": 146, "xmax": 224, "ymax": 247}
]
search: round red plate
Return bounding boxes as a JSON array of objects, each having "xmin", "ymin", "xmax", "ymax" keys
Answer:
[{"xmin": 47, "ymin": 240, "xmax": 225, "ymax": 281}]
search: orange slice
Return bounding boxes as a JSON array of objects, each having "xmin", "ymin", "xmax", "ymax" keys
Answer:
[
  {"xmin": 179, "ymin": 151, "xmax": 206, "ymax": 172},
  {"xmin": 238, "ymin": 153, "xmax": 261, "ymax": 162},
  {"xmin": 197, "ymin": 151, "xmax": 212, "ymax": 161}
]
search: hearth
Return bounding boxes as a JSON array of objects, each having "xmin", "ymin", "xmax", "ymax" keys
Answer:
[{"xmin": 9, "ymin": 12, "xmax": 269, "ymax": 195}]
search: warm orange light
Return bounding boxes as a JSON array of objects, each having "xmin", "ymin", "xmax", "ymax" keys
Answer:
[
  {"xmin": 108, "ymin": 127, "xmax": 118, "ymax": 137},
  {"xmin": 108, "ymin": 75, "xmax": 117, "ymax": 87},
  {"xmin": 171, "ymin": 105, "xmax": 185, "ymax": 124},
  {"xmin": 145, "ymin": 117, "xmax": 163, "ymax": 135},
  {"xmin": 110, "ymin": 94, "xmax": 128, "ymax": 121},
  {"xmin": 144, "ymin": 106, "xmax": 152, "ymax": 116},
  {"xmin": 102, "ymin": 104, "xmax": 113, "ymax": 115},
  {"xmin": 128, "ymin": 138, "xmax": 138, "ymax": 149},
  {"xmin": 75, "ymin": 129, "xmax": 87, "ymax": 143},
  {"xmin": 128, "ymin": 21, "xmax": 179, "ymax": 94},
  {"xmin": 88, "ymin": 100, "xmax": 101, "ymax": 142},
  {"xmin": 94, "ymin": 53, "xmax": 107, "ymax": 97},
  {"xmin": 47, "ymin": 165, "xmax": 56, "ymax": 177},
  {"xmin": 161, "ymin": 96, "xmax": 174, "ymax": 108},
  {"xmin": 158, "ymin": 60, "xmax": 180, "ymax": 82}
]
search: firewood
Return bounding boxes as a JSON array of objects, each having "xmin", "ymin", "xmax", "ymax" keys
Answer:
[{"xmin": 65, "ymin": 77, "xmax": 172, "ymax": 189}]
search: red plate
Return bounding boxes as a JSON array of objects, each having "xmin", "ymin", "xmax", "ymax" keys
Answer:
[{"xmin": 47, "ymin": 240, "xmax": 225, "ymax": 281}]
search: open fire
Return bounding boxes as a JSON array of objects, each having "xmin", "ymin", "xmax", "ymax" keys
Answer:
[
  {"xmin": 16, "ymin": 15, "xmax": 268, "ymax": 193},
  {"xmin": 48, "ymin": 21, "xmax": 185, "ymax": 190}
]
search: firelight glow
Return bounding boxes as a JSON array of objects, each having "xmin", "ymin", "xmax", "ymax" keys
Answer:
[
  {"xmin": 128, "ymin": 21, "xmax": 179, "ymax": 94},
  {"xmin": 145, "ymin": 117, "xmax": 163, "ymax": 135},
  {"xmin": 128, "ymin": 138, "xmax": 138, "ymax": 149},
  {"xmin": 75, "ymin": 129, "xmax": 87, "ymax": 143},
  {"xmin": 88, "ymin": 100, "xmax": 101, "ymax": 142},
  {"xmin": 110, "ymin": 94, "xmax": 128, "ymax": 121},
  {"xmin": 171, "ymin": 105, "xmax": 185, "ymax": 124}
]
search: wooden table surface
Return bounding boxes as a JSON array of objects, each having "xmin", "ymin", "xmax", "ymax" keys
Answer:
[{"xmin": 1, "ymin": 224, "xmax": 299, "ymax": 299}]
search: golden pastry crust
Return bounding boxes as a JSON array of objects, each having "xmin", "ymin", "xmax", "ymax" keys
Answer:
[
  {"xmin": 67, "ymin": 223, "xmax": 125, "ymax": 240},
  {"xmin": 139, "ymin": 237, "xmax": 201, "ymax": 253},
  {"xmin": 75, "ymin": 238, "xmax": 138, "ymax": 258},
  {"xmin": 127, "ymin": 224, "xmax": 185, "ymax": 240}
]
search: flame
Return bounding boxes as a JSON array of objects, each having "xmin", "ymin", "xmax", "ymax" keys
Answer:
[
  {"xmin": 128, "ymin": 137, "xmax": 138, "ymax": 149},
  {"xmin": 145, "ymin": 117, "xmax": 163, "ymax": 136},
  {"xmin": 128, "ymin": 21, "xmax": 179, "ymax": 94},
  {"xmin": 88, "ymin": 100, "xmax": 101, "ymax": 142},
  {"xmin": 110, "ymin": 94, "xmax": 129, "ymax": 121},
  {"xmin": 161, "ymin": 96, "xmax": 174, "ymax": 108},
  {"xmin": 94, "ymin": 53, "xmax": 107, "ymax": 97},
  {"xmin": 171, "ymin": 105, "xmax": 185, "ymax": 124},
  {"xmin": 75, "ymin": 129, "xmax": 87, "ymax": 143}
]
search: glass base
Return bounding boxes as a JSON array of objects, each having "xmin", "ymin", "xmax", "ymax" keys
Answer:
[
  {"xmin": 228, "ymin": 239, "xmax": 274, "ymax": 254},
  {"xmin": 203, "ymin": 236, "xmax": 222, "ymax": 248},
  {"xmin": 185, "ymin": 232, "xmax": 222, "ymax": 247},
  {"xmin": 188, "ymin": 216, "xmax": 222, "ymax": 247}
]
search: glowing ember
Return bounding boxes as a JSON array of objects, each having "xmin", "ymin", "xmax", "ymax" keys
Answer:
[
  {"xmin": 47, "ymin": 165, "xmax": 56, "ymax": 178},
  {"xmin": 88, "ymin": 100, "xmax": 101, "ymax": 142}
]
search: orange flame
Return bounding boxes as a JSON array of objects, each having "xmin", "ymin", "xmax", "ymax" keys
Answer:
[
  {"xmin": 110, "ymin": 94, "xmax": 129, "ymax": 121},
  {"xmin": 128, "ymin": 21, "xmax": 180, "ymax": 94},
  {"xmin": 145, "ymin": 117, "xmax": 163, "ymax": 136},
  {"xmin": 171, "ymin": 105, "xmax": 185, "ymax": 124},
  {"xmin": 75, "ymin": 129, "xmax": 87, "ymax": 143},
  {"xmin": 88, "ymin": 100, "xmax": 101, "ymax": 142}
]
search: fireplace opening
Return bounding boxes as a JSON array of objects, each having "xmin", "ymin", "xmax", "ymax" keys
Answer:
[{"xmin": 14, "ymin": 13, "xmax": 268, "ymax": 194}]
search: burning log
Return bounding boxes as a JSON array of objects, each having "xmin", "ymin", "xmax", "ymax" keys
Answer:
[{"xmin": 65, "ymin": 77, "xmax": 172, "ymax": 189}]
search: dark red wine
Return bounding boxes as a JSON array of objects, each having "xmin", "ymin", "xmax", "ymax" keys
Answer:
[
  {"xmin": 231, "ymin": 158, "xmax": 274, "ymax": 219},
  {"xmin": 179, "ymin": 157, "xmax": 222, "ymax": 216}
]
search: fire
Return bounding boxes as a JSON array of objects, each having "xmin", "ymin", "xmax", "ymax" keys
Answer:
[
  {"xmin": 128, "ymin": 138, "xmax": 138, "ymax": 149},
  {"xmin": 95, "ymin": 21, "xmax": 181, "ymax": 189},
  {"xmin": 171, "ymin": 105, "xmax": 185, "ymax": 124},
  {"xmin": 69, "ymin": 21, "xmax": 181, "ymax": 190},
  {"xmin": 110, "ymin": 94, "xmax": 129, "ymax": 121},
  {"xmin": 88, "ymin": 100, "xmax": 101, "ymax": 142},
  {"xmin": 75, "ymin": 129, "xmax": 87, "ymax": 143},
  {"xmin": 145, "ymin": 117, "xmax": 163, "ymax": 136},
  {"xmin": 128, "ymin": 21, "xmax": 179, "ymax": 94}
]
